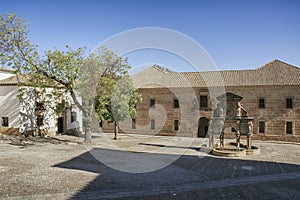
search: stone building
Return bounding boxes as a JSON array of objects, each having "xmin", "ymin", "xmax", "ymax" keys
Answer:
[{"xmin": 102, "ymin": 60, "xmax": 300, "ymax": 140}]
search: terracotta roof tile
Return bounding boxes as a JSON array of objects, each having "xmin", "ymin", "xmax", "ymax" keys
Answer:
[
  {"xmin": 0, "ymin": 74, "xmax": 27, "ymax": 86},
  {"xmin": 132, "ymin": 60, "xmax": 300, "ymax": 88},
  {"xmin": 0, "ymin": 66, "xmax": 14, "ymax": 73}
]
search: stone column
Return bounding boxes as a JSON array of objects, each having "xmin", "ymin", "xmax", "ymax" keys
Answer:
[
  {"xmin": 247, "ymin": 135, "xmax": 251, "ymax": 150},
  {"xmin": 236, "ymin": 130, "xmax": 240, "ymax": 151},
  {"xmin": 247, "ymin": 121, "xmax": 253, "ymax": 149},
  {"xmin": 220, "ymin": 131, "xmax": 224, "ymax": 149}
]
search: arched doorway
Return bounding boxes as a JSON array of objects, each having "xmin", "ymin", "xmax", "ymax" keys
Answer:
[{"xmin": 198, "ymin": 117, "xmax": 209, "ymax": 137}]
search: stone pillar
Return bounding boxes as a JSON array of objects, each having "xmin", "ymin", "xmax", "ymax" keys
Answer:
[
  {"xmin": 208, "ymin": 119, "xmax": 214, "ymax": 148},
  {"xmin": 209, "ymin": 131, "xmax": 214, "ymax": 148},
  {"xmin": 236, "ymin": 130, "xmax": 240, "ymax": 151},
  {"xmin": 220, "ymin": 131, "xmax": 224, "ymax": 149},
  {"xmin": 247, "ymin": 121, "xmax": 253, "ymax": 149},
  {"xmin": 247, "ymin": 135, "xmax": 251, "ymax": 150}
]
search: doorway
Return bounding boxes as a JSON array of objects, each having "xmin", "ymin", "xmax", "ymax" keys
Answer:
[
  {"xmin": 57, "ymin": 117, "xmax": 64, "ymax": 133},
  {"xmin": 198, "ymin": 117, "xmax": 209, "ymax": 137}
]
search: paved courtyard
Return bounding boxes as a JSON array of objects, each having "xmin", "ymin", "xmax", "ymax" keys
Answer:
[{"xmin": 0, "ymin": 133, "xmax": 299, "ymax": 199}]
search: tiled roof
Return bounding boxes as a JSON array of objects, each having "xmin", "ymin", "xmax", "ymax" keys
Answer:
[
  {"xmin": 132, "ymin": 60, "xmax": 300, "ymax": 88},
  {"xmin": 132, "ymin": 67, "xmax": 194, "ymax": 88},
  {"xmin": 1, "ymin": 60, "xmax": 299, "ymax": 88},
  {"xmin": 0, "ymin": 73, "xmax": 63, "ymax": 87},
  {"xmin": 0, "ymin": 74, "xmax": 26, "ymax": 86},
  {"xmin": 0, "ymin": 66, "xmax": 14, "ymax": 73}
]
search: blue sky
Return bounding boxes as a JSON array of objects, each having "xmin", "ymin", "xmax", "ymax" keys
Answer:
[{"xmin": 1, "ymin": 0, "xmax": 300, "ymax": 72}]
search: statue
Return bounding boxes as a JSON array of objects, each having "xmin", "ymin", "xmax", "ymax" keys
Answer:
[
  {"xmin": 213, "ymin": 103, "xmax": 224, "ymax": 118},
  {"xmin": 237, "ymin": 102, "xmax": 247, "ymax": 117}
]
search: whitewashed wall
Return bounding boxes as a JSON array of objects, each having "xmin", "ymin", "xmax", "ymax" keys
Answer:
[
  {"xmin": 0, "ymin": 72, "xmax": 14, "ymax": 81},
  {"xmin": 1, "ymin": 74, "xmax": 83, "ymax": 134},
  {"xmin": 0, "ymin": 85, "xmax": 20, "ymax": 128},
  {"xmin": 66, "ymin": 105, "xmax": 83, "ymax": 132},
  {"xmin": 19, "ymin": 87, "xmax": 83, "ymax": 134},
  {"xmin": 19, "ymin": 87, "xmax": 56, "ymax": 132}
]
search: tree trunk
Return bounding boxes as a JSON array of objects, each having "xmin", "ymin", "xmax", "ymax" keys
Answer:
[
  {"xmin": 84, "ymin": 122, "xmax": 92, "ymax": 145},
  {"xmin": 70, "ymin": 89, "xmax": 92, "ymax": 145},
  {"xmin": 70, "ymin": 89, "xmax": 87, "ymax": 117},
  {"xmin": 114, "ymin": 121, "xmax": 118, "ymax": 140}
]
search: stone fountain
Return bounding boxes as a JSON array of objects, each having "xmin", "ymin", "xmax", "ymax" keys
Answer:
[{"xmin": 208, "ymin": 92, "xmax": 260, "ymax": 157}]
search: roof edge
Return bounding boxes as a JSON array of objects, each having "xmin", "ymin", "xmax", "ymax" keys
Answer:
[
  {"xmin": 257, "ymin": 59, "xmax": 300, "ymax": 70},
  {"xmin": 0, "ymin": 66, "xmax": 14, "ymax": 73}
]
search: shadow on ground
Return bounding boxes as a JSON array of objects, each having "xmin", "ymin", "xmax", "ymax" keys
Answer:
[
  {"xmin": 53, "ymin": 146, "xmax": 300, "ymax": 199},
  {"xmin": 139, "ymin": 142, "xmax": 201, "ymax": 152}
]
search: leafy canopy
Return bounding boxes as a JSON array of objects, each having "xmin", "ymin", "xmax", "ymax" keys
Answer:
[
  {"xmin": 1, "ymin": 12, "xmax": 142, "ymax": 127},
  {"xmin": 94, "ymin": 50, "xmax": 142, "ymax": 123},
  {"xmin": 0, "ymin": 13, "xmax": 85, "ymax": 104}
]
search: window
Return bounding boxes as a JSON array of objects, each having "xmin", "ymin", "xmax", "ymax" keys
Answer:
[
  {"xmin": 132, "ymin": 118, "xmax": 136, "ymax": 129},
  {"xmin": 150, "ymin": 119, "xmax": 155, "ymax": 130},
  {"xmin": 231, "ymin": 127, "xmax": 236, "ymax": 132},
  {"xmin": 174, "ymin": 120, "xmax": 179, "ymax": 131},
  {"xmin": 174, "ymin": 99, "xmax": 179, "ymax": 108},
  {"xmin": 259, "ymin": 121, "xmax": 265, "ymax": 133},
  {"xmin": 286, "ymin": 122, "xmax": 293, "ymax": 134},
  {"xmin": 286, "ymin": 98, "xmax": 293, "ymax": 109},
  {"xmin": 259, "ymin": 98, "xmax": 265, "ymax": 109},
  {"xmin": 35, "ymin": 102, "xmax": 45, "ymax": 110},
  {"xmin": 1, "ymin": 117, "xmax": 9, "ymax": 127},
  {"xmin": 36, "ymin": 115, "xmax": 44, "ymax": 126},
  {"xmin": 150, "ymin": 99, "xmax": 155, "ymax": 108},
  {"xmin": 200, "ymin": 95, "xmax": 208, "ymax": 108},
  {"xmin": 71, "ymin": 112, "xmax": 77, "ymax": 123}
]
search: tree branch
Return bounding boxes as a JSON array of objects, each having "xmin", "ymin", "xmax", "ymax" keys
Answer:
[{"xmin": 70, "ymin": 88, "xmax": 88, "ymax": 117}]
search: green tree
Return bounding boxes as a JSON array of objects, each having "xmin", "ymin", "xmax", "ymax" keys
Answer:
[
  {"xmin": 0, "ymin": 13, "xmax": 136, "ymax": 143},
  {"xmin": 95, "ymin": 58, "xmax": 142, "ymax": 140},
  {"xmin": 0, "ymin": 13, "xmax": 90, "ymax": 139}
]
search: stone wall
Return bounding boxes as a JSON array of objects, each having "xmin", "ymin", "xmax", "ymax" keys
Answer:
[
  {"xmin": 101, "ymin": 85, "xmax": 300, "ymax": 139},
  {"xmin": 226, "ymin": 85, "xmax": 300, "ymax": 136},
  {"xmin": 102, "ymin": 87, "xmax": 199, "ymax": 137}
]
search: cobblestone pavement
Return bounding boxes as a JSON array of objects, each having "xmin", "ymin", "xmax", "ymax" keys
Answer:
[{"xmin": 0, "ymin": 133, "xmax": 299, "ymax": 199}]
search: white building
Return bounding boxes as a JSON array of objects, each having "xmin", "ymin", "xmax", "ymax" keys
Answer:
[{"xmin": 0, "ymin": 67, "xmax": 83, "ymax": 136}]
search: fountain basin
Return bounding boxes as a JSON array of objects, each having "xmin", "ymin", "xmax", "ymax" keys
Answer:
[{"xmin": 212, "ymin": 142, "xmax": 260, "ymax": 157}]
